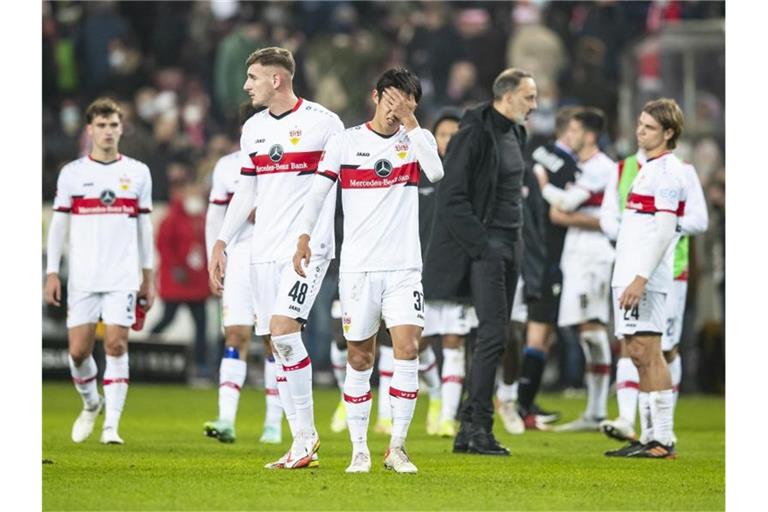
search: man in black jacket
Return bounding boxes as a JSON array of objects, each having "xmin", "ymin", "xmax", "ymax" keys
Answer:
[{"xmin": 423, "ymin": 68, "xmax": 538, "ymax": 455}]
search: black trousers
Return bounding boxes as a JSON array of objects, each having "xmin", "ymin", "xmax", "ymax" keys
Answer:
[
  {"xmin": 150, "ymin": 300, "xmax": 208, "ymax": 368},
  {"xmin": 460, "ymin": 238, "xmax": 521, "ymax": 430}
]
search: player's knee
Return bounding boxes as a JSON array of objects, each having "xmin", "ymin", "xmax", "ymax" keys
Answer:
[
  {"xmin": 68, "ymin": 347, "xmax": 91, "ymax": 365},
  {"xmin": 104, "ymin": 338, "xmax": 128, "ymax": 357},
  {"xmin": 347, "ymin": 347, "xmax": 374, "ymax": 371},
  {"xmin": 663, "ymin": 346, "xmax": 678, "ymax": 363},
  {"xmin": 269, "ymin": 315, "xmax": 300, "ymax": 336},
  {"xmin": 442, "ymin": 334, "xmax": 463, "ymax": 349},
  {"xmin": 396, "ymin": 341, "xmax": 419, "ymax": 361},
  {"xmin": 626, "ymin": 342, "xmax": 647, "ymax": 368},
  {"xmin": 225, "ymin": 329, "xmax": 250, "ymax": 350}
]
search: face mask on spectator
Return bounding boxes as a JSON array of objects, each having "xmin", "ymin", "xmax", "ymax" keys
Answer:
[
  {"xmin": 60, "ymin": 105, "xmax": 80, "ymax": 136},
  {"xmin": 183, "ymin": 196, "xmax": 205, "ymax": 216},
  {"xmin": 183, "ymin": 104, "xmax": 203, "ymax": 125}
]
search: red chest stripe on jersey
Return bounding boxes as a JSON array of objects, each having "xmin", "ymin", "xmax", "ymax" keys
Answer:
[
  {"xmin": 583, "ymin": 191, "xmax": 604, "ymax": 207},
  {"xmin": 340, "ymin": 162, "xmax": 420, "ymax": 189},
  {"xmin": 248, "ymin": 150, "xmax": 324, "ymax": 175},
  {"xmin": 625, "ymin": 193, "xmax": 685, "ymax": 216},
  {"xmin": 71, "ymin": 197, "xmax": 139, "ymax": 216}
]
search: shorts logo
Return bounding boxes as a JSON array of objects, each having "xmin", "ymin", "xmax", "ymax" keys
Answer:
[
  {"xmin": 99, "ymin": 189, "xmax": 116, "ymax": 206},
  {"xmin": 289, "ymin": 129, "xmax": 302, "ymax": 145},
  {"xmin": 268, "ymin": 144, "xmax": 284, "ymax": 162},
  {"xmin": 342, "ymin": 313, "xmax": 352, "ymax": 334},
  {"xmin": 374, "ymin": 159, "xmax": 393, "ymax": 178}
]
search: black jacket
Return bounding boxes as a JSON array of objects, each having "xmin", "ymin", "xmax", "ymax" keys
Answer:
[{"xmin": 423, "ymin": 102, "xmax": 527, "ymax": 302}]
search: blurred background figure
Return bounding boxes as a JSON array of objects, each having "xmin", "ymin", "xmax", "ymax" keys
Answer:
[{"xmin": 150, "ymin": 162, "xmax": 211, "ymax": 381}]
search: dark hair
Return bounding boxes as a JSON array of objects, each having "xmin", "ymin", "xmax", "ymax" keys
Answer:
[
  {"xmin": 238, "ymin": 102, "xmax": 264, "ymax": 125},
  {"xmin": 432, "ymin": 107, "xmax": 462, "ymax": 132},
  {"xmin": 555, "ymin": 106, "xmax": 583, "ymax": 137},
  {"xmin": 375, "ymin": 67, "xmax": 422, "ymax": 103},
  {"xmin": 84, "ymin": 97, "xmax": 123, "ymax": 124},
  {"xmin": 492, "ymin": 68, "xmax": 533, "ymax": 100},
  {"xmin": 573, "ymin": 108, "xmax": 605, "ymax": 137},
  {"xmin": 642, "ymin": 98, "xmax": 684, "ymax": 149},
  {"xmin": 245, "ymin": 47, "xmax": 295, "ymax": 76}
]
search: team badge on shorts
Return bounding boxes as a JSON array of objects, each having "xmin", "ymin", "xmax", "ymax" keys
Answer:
[
  {"xmin": 268, "ymin": 144, "xmax": 284, "ymax": 162},
  {"xmin": 342, "ymin": 313, "xmax": 352, "ymax": 334},
  {"xmin": 374, "ymin": 159, "xmax": 393, "ymax": 178}
]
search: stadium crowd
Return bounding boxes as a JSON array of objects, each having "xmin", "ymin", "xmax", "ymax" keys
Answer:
[{"xmin": 42, "ymin": 0, "xmax": 725, "ymax": 395}]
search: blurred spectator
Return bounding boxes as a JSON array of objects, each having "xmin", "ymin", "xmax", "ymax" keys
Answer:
[
  {"xmin": 445, "ymin": 60, "xmax": 488, "ymax": 107},
  {"xmin": 75, "ymin": 1, "xmax": 131, "ymax": 97},
  {"xmin": 150, "ymin": 167, "xmax": 211, "ymax": 379},
  {"xmin": 507, "ymin": 2, "xmax": 567, "ymax": 89}
]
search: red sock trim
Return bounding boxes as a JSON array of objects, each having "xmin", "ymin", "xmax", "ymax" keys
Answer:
[
  {"xmin": 442, "ymin": 375, "xmax": 464, "ymax": 384},
  {"xmin": 389, "ymin": 387, "xmax": 418, "ymax": 400},
  {"xmin": 589, "ymin": 364, "xmax": 612, "ymax": 375},
  {"xmin": 103, "ymin": 378, "xmax": 129, "ymax": 386},
  {"xmin": 332, "ymin": 363, "xmax": 346, "ymax": 370},
  {"xmin": 220, "ymin": 381, "xmax": 241, "ymax": 391},
  {"xmin": 283, "ymin": 356, "xmax": 311, "ymax": 372},
  {"xmin": 672, "ymin": 385, "xmax": 680, "ymax": 393},
  {"xmin": 379, "ymin": 370, "xmax": 394, "ymax": 378},
  {"xmin": 72, "ymin": 375, "xmax": 97, "ymax": 385},
  {"xmin": 343, "ymin": 391, "xmax": 372, "ymax": 404},
  {"xmin": 265, "ymin": 388, "xmax": 279, "ymax": 396},
  {"xmin": 616, "ymin": 381, "xmax": 640, "ymax": 390},
  {"xmin": 420, "ymin": 361, "xmax": 437, "ymax": 373}
]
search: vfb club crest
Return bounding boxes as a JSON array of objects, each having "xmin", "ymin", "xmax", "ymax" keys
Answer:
[
  {"xmin": 268, "ymin": 144, "xmax": 284, "ymax": 162},
  {"xmin": 99, "ymin": 189, "xmax": 117, "ymax": 206},
  {"xmin": 374, "ymin": 159, "xmax": 393, "ymax": 178}
]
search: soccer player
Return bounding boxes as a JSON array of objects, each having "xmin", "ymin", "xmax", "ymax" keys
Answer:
[
  {"xmin": 203, "ymin": 103, "xmax": 284, "ymax": 445},
  {"xmin": 515, "ymin": 107, "xmax": 583, "ymax": 430},
  {"xmin": 45, "ymin": 98, "xmax": 155, "ymax": 445},
  {"xmin": 209, "ymin": 47, "xmax": 344, "ymax": 469},
  {"xmin": 536, "ymin": 109, "xmax": 615, "ymax": 432},
  {"xmin": 605, "ymin": 98, "xmax": 687, "ymax": 459},
  {"xmin": 420, "ymin": 108, "xmax": 465, "ymax": 438},
  {"xmin": 599, "ymin": 149, "xmax": 708, "ymax": 450},
  {"xmin": 293, "ymin": 68, "xmax": 444, "ymax": 473}
]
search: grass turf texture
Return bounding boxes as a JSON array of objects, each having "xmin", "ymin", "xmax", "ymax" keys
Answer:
[{"xmin": 43, "ymin": 383, "xmax": 724, "ymax": 510}]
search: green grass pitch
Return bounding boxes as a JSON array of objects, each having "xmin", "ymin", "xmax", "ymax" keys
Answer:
[{"xmin": 43, "ymin": 383, "xmax": 724, "ymax": 510}]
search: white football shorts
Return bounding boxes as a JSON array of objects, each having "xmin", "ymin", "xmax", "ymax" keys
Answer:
[
  {"xmin": 250, "ymin": 256, "xmax": 331, "ymax": 336},
  {"xmin": 612, "ymin": 286, "xmax": 666, "ymax": 338},
  {"xmin": 661, "ymin": 280, "xmax": 688, "ymax": 351},
  {"xmin": 510, "ymin": 277, "xmax": 528, "ymax": 323},
  {"xmin": 423, "ymin": 300, "xmax": 471, "ymax": 337},
  {"xmin": 339, "ymin": 269, "xmax": 424, "ymax": 341},
  {"xmin": 558, "ymin": 258, "xmax": 612, "ymax": 327},
  {"xmin": 222, "ymin": 239, "xmax": 255, "ymax": 327},
  {"xmin": 67, "ymin": 289, "xmax": 137, "ymax": 328}
]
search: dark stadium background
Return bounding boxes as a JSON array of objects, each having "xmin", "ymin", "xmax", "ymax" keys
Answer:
[{"xmin": 41, "ymin": 0, "xmax": 725, "ymax": 394}]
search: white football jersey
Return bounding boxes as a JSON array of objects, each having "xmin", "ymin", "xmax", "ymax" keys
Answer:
[
  {"xmin": 209, "ymin": 150, "xmax": 254, "ymax": 246},
  {"xmin": 561, "ymin": 151, "xmax": 615, "ymax": 263},
  {"xmin": 612, "ymin": 152, "xmax": 686, "ymax": 292},
  {"xmin": 240, "ymin": 98, "xmax": 343, "ymax": 263},
  {"xmin": 52, "ymin": 154, "xmax": 152, "ymax": 292},
  {"xmin": 318, "ymin": 123, "xmax": 437, "ymax": 272}
]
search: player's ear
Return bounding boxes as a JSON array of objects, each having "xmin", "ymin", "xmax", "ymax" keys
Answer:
[
  {"xmin": 663, "ymin": 127, "xmax": 674, "ymax": 145},
  {"xmin": 371, "ymin": 89, "xmax": 380, "ymax": 106}
]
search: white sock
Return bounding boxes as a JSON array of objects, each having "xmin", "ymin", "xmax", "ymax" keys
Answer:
[
  {"xmin": 638, "ymin": 392, "xmax": 653, "ymax": 444},
  {"xmin": 616, "ymin": 357, "xmax": 639, "ymax": 426},
  {"xmin": 264, "ymin": 356, "xmax": 282, "ymax": 427},
  {"xmin": 69, "ymin": 354, "xmax": 99, "ymax": 410},
  {"xmin": 103, "ymin": 353, "xmax": 129, "ymax": 431},
  {"xmin": 442, "ymin": 347, "xmax": 465, "ymax": 421},
  {"xmin": 343, "ymin": 363, "xmax": 373, "ymax": 453},
  {"xmin": 668, "ymin": 354, "xmax": 682, "ymax": 408},
  {"xmin": 580, "ymin": 329, "xmax": 611, "ymax": 420},
  {"xmin": 496, "ymin": 381, "xmax": 517, "ymax": 403},
  {"xmin": 649, "ymin": 389, "xmax": 675, "ymax": 445},
  {"xmin": 272, "ymin": 332, "xmax": 315, "ymax": 435},
  {"xmin": 218, "ymin": 356, "xmax": 246, "ymax": 423},
  {"xmin": 419, "ymin": 345, "xmax": 441, "ymax": 400},
  {"xmin": 378, "ymin": 345, "xmax": 394, "ymax": 421},
  {"xmin": 274, "ymin": 358, "xmax": 297, "ymax": 437},
  {"xmin": 389, "ymin": 358, "xmax": 419, "ymax": 448},
  {"xmin": 330, "ymin": 342, "xmax": 347, "ymax": 392}
]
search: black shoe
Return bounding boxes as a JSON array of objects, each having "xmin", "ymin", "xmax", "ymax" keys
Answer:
[
  {"xmin": 604, "ymin": 441, "xmax": 644, "ymax": 457},
  {"xmin": 453, "ymin": 422, "xmax": 473, "ymax": 453},
  {"xmin": 467, "ymin": 427, "xmax": 510, "ymax": 456},
  {"xmin": 530, "ymin": 403, "xmax": 560, "ymax": 424},
  {"xmin": 627, "ymin": 440, "xmax": 677, "ymax": 459}
]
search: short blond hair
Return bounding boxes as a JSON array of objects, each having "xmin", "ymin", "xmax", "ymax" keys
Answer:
[
  {"xmin": 643, "ymin": 98, "xmax": 684, "ymax": 149},
  {"xmin": 245, "ymin": 47, "xmax": 295, "ymax": 76},
  {"xmin": 84, "ymin": 97, "xmax": 123, "ymax": 124}
]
